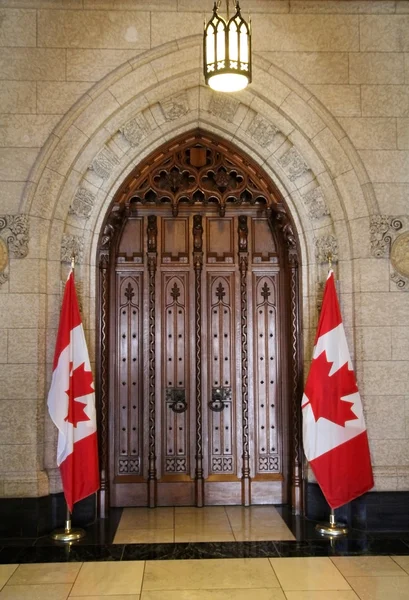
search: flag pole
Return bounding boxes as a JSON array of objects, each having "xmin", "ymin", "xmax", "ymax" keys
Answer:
[
  {"xmin": 50, "ymin": 252, "xmax": 86, "ymax": 543},
  {"xmin": 50, "ymin": 504, "xmax": 86, "ymax": 542},
  {"xmin": 316, "ymin": 507, "xmax": 348, "ymax": 537}
]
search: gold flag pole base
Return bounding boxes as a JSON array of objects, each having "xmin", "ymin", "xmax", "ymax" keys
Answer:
[
  {"xmin": 315, "ymin": 509, "xmax": 348, "ymax": 537},
  {"xmin": 50, "ymin": 506, "xmax": 86, "ymax": 543}
]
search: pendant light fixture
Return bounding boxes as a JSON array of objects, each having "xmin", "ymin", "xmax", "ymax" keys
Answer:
[{"xmin": 204, "ymin": 1, "xmax": 252, "ymax": 93}]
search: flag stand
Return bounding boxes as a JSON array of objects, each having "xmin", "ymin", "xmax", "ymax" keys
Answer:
[
  {"xmin": 50, "ymin": 505, "xmax": 86, "ymax": 543},
  {"xmin": 315, "ymin": 508, "xmax": 348, "ymax": 537}
]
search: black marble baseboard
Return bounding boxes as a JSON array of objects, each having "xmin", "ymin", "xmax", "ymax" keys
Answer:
[
  {"xmin": 306, "ymin": 483, "xmax": 409, "ymax": 531},
  {"xmin": 0, "ymin": 493, "xmax": 97, "ymax": 537},
  {"xmin": 1, "ymin": 536, "xmax": 409, "ymax": 564}
]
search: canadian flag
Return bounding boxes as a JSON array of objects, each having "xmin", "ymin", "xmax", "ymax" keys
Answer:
[
  {"xmin": 47, "ymin": 269, "xmax": 99, "ymax": 512},
  {"xmin": 302, "ymin": 270, "xmax": 373, "ymax": 509}
]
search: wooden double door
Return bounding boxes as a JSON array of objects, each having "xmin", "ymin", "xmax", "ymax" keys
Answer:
[{"xmin": 109, "ymin": 207, "xmax": 290, "ymax": 507}]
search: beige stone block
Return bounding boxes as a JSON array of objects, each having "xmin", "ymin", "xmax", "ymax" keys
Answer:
[
  {"xmin": 27, "ymin": 216, "xmax": 51, "ymax": 260},
  {"xmin": 85, "ymin": 0, "xmax": 176, "ymax": 8},
  {"xmin": 360, "ymin": 15, "xmax": 409, "ymax": 52},
  {"xmin": 109, "ymin": 63, "xmax": 158, "ymax": 105},
  {"xmin": 0, "ymin": 444, "xmax": 38, "ymax": 472},
  {"xmin": 0, "ymin": 8, "xmax": 36, "ymax": 47},
  {"xmin": 392, "ymin": 327, "xmax": 409, "ymax": 360},
  {"xmin": 149, "ymin": 47, "xmax": 201, "ymax": 87},
  {"xmin": 338, "ymin": 117, "xmax": 396, "ymax": 150},
  {"xmin": 350, "ymin": 52, "xmax": 404, "ymax": 85},
  {"xmin": 180, "ymin": 0, "xmax": 289, "ymax": 12},
  {"xmin": 281, "ymin": 92, "xmax": 325, "ymax": 139},
  {"xmin": 356, "ymin": 327, "xmax": 392, "ymax": 361},
  {"xmin": 151, "ymin": 11, "xmax": 203, "ymax": 46},
  {"xmin": 0, "ymin": 1, "xmax": 82, "ymax": 6},
  {"xmin": 291, "ymin": 1, "xmax": 396, "ymax": 13},
  {"xmin": 38, "ymin": 9, "xmax": 150, "ymax": 49},
  {"xmin": 366, "ymin": 396, "xmax": 406, "ymax": 439},
  {"xmin": 7, "ymin": 328, "xmax": 44, "ymax": 364},
  {"xmin": 0, "ymin": 114, "xmax": 60, "ymax": 148},
  {"xmin": 308, "ymin": 84, "xmax": 361, "ymax": 117},
  {"xmin": 260, "ymin": 51, "xmax": 348, "ymax": 84},
  {"xmin": 66, "ymin": 48, "xmax": 138, "ymax": 82},
  {"xmin": 47, "ymin": 126, "xmax": 89, "ymax": 178},
  {"xmin": 374, "ymin": 475, "xmax": 398, "ymax": 490},
  {"xmin": 3, "ymin": 471, "xmax": 49, "ymax": 497},
  {"xmin": 356, "ymin": 258, "xmax": 390, "ymax": 292},
  {"xmin": 358, "ymin": 291, "xmax": 409, "ymax": 327},
  {"xmin": 0, "ymin": 181, "xmax": 25, "ymax": 213},
  {"xmin": 370, "ymin": 438, "xmax": 409, "ymax": 467},
  {"xmin": 362, "ymin": 85, "xmax": 409, "ymax": 117},
  {"xmin": 0, "ymin": 363, "xmax": 40, "ymax": 400},
  {"xmin": 0, "ymin": 329, "xmax": 7, "ymax": 363},
  {"xmin": 0, "ymin": 81, "xmax": 36, "ymax": 114},
  {"xmin": 314, "ymin": 127, "xmax": 352, "ymax": 177},
  {"xmin": 0, "ymin": 48, "xmax": 66, "ymax": 81},
  {"xmin": 362, "ymin": 360, "xmax": 409, "ymax": 396},
  {"xmin": 9, "ymin": 258, "xmax": 46, "ymax": 294},
  {"xmin": 0, "ymin": 399, "xmax": 37, "ymax": 444},
  {"xmin": 398, "ymin": 118, "xmax": 409, "ymax": 149},
  {"xmin": 373, "ymin": 183, "xmax": 409, "ymax": 213},
  {"xmin": 397, "ymin": 1, "xmax": 409, "ymax": 12},
  {"xmin": 0, "ymin": 148, "xmax": 38, "ymax": 181},
  {"xmin": 30, "ymin": 168, "xmax": 66, "ymax": 220},
  {"xmin": 37, "ymin": 81, "xmax": 92, "ymax": 115},
  {"xmin": 73, "ymin": 90, "xmax": 121, "ymax": 137},
  {"xmin": 0, "ymin": 293, "xmax": 45, "ymax": 328},
  {"xmin": 253, "ymin": 15, "xmax": 359, "ymax": 52},
  {"xmin": 359, "ymin": 150, "xmax": 409, "ymax": 183}
]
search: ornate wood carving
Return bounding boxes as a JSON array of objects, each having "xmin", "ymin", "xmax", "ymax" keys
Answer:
[
  {"xmin": 116, "ymin": 131, "xmax": 281, "ymax": 218},
  {"xmin": 97, "ymin": 130, "xmax": 302, "ymax": 511},
  {"xmin": 193, "ymin": 214, "xmax": 204, "ymax": 506},
  {"xmin": 238, "ymin": 215, "xmax": 250, "ymax": 505},
  {"xmin": 289, "ymin": 251, "xmax": 303, "ymax": 514},
  {"xmin": 97, "ymin": 205, "xmax": 124, "ymax": 517},
  {"xmin": 147, "ymin": 215, "xmax": 158, "ymax": 507}
]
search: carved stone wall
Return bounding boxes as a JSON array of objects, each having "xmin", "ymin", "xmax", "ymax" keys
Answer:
[{"xmin": 0, "ymin": 2, "xmax": 408, "ymax": 501}]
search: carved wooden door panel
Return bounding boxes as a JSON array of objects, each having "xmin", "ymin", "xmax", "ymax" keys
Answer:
[{"xmin": 109, "ymin": 209, "xmax": 288, "ymax": 507}]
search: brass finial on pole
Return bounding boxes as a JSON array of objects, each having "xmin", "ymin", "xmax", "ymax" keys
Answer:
[
  {"xmin": 50, "ymin": 503, "xmax": 86, "ymax": 542},
  {"xmin": 316, "ymin": 508, "xmax": 348, "ymax": 537},
  {"xmin": 71, "ymin": 254, "xmax": 75, "ymax": 271},
  {"xmin": 328, "ymin": 253, "xmax": 333, "ymax": 271}
]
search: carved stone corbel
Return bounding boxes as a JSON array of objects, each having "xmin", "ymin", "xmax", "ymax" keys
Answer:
[
  {"xmin": 370, "ymin": 215, "xmax": 408, "ymax": 290},
  {"xmin": 0, "ymin": 214, "xmax": 29, "ymax": 285}
]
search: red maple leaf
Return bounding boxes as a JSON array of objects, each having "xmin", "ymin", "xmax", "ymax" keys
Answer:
[
  {"xmin": 65, "ymin": 362, "xmax": 94, "ymax": 427},
  {"xmin": 304, "ymin": 351, "xmax": 359, "ymax": 427}
]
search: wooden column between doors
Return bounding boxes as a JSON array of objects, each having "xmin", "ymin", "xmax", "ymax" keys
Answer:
[
  {"xmin": 238, "ymin": 216, "xmax": 251, "ymax": 506},
  {"xmin": 193, "ymin": 215, "xmax": 204, "ymax": 507},
  {"xmin": 147, "ymin": 215, "xmax": 158, "ymax": 507}
]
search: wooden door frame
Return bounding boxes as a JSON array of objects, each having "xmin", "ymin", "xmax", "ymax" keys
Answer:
[{"xmin": 96, "ymin": 129, "xmax": 304, "ymax": 516}]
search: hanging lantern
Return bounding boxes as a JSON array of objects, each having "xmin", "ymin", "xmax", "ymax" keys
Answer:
[{"xmin": 204, "ymin": 1, "xmax": 251, "ymax": 93}]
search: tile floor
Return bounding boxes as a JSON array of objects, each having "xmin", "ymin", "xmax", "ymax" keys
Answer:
[
  {"xmin": 113, "ymin": 506, "xmax": 296, "ymax": 543},
  {"xmin": 2, "ymin": 555, "xmax": 409, "ymax": 599}
]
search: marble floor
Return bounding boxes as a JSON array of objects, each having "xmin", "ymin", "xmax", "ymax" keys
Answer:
[
  {"xmin": 2, "ymin": 505, "xmax": 409, "ymax": 599},
  {"xmin": 113, "ymin": 506, "xmax": 296, "ymax": 543},
  {"xmin": 2, "ymin": 555, "xmax": 409, "ymax": 599}
]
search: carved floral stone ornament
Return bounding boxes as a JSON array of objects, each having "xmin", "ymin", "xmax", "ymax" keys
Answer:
[
  {"xmin": 370, "ymin": 214, "xmax": 408, "ymax": 290},
  {"xmin": 315, "ymin": 234, "xmax": 338, "ymax": 264},
  {"xmin": 0, "ymin": 214, "xmax": 30, "ymax": 286},
  {"xmin": 390, "ymin": 232, "xmax": 409, "ymax": 291},
  {"xmin": 61, "ymin": 233, "xmax": 84, "ymax": 264}
]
